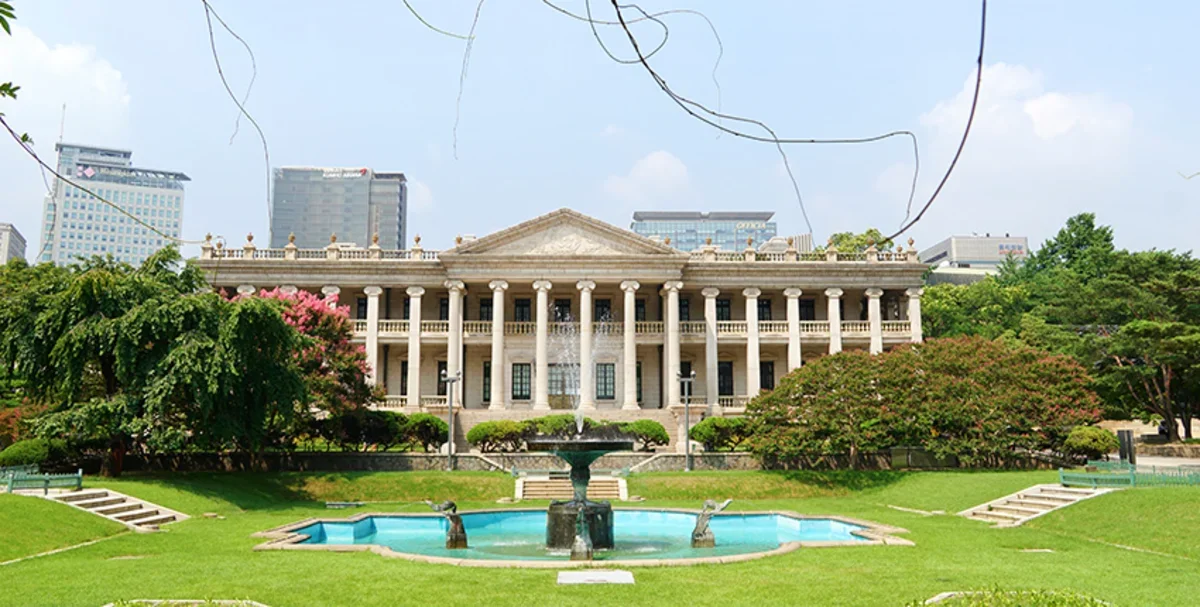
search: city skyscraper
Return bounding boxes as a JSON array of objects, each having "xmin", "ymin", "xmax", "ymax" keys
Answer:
[
  {"xmin": 630, "ymin": 211, "xmax": 778, "ymax": 252},
  {"xmin": 0, "ymin": 223, "xmax": 26, "ymax": 263},
  {"xmin": 39, "ymin": 143, "xmax": 188, "ymax": 266},
  {"xmin": 269, "ymin": 167, "xmax": 407, "ymax": 249}
]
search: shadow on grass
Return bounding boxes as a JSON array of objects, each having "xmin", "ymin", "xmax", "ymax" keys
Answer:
[{"xmin": 768, "ymin": 470, "xmax": 909, "ymax": 492}]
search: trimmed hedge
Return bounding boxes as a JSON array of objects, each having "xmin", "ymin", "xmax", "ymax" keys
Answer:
[
  {"xmin": 689, "ymin": 417, "xmax": 751, "ymax": 452},
  {"xmin": 619, "ymin": 420, "xmax": 670, "ymax": 451},
  {"xmin": 1063, "ymin": 426, "xmax": 1119, "ymax": 460},
  {"xmin": 466, "ymin": 420, "xmax": 531, "ymax": 453},
  {"xmin": 0, "ymin": 438, "xmax": 69, "ymax": 467},
  {"xmin": 406, "ymin": 413, "xmax": 450, "ymax": 453},
  {"xmin": 465, "ymin": 415, "xmax": 670, "ymax": 453}
]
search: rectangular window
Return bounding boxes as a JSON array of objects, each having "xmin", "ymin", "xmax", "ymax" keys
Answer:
[
  {"xmin": 717, "ymin": 298, "xmax": 732, "ymax": 321},
  {"xmin": 718, "ymin": 361, "xmax": 734, "ymax": 396},
  {"xmin": 439, "ymin": 298, "xmax": 449, "ymax": 321},
  {"xmin": 596, "ymin": 363, "xmax": 615, "ymax": 400},
  {"xmin": 479, "ymin": 298, "xmax": 493, "ymax": 321},
  {"xmin": 800, "ymin": 299, "xmax": 816, "ymax": 321},
  {"xmin": 512, "ymin": 363, "xmax": 531, "ymax": 400},
  {"xmin": 401, "ymin": 360, "xmax": 409, "ymax": 396},
  {"xmin": 404, "ymin": 297, "xmax": 411, "ymax": 319},
  {"xmin": 437, "ymin": 361, "xmax": 448, "ymax": 396},
  {"xmin": 554, "ymin": 299, "xmax": 572, "ymax": 321},
  {"xmin": 635, "ymin": 299, "xmax": 647, "ymax": 322},
  {"xmin": 594, "ymin": 299, "xmax": 611, "ymax": 322},
  {"xmin": 356, "ymin": 297, "xmax": 368, "ymax": 320},
  {"xmin": 679, "ymin": 361, "xmax": 694, "ymax": 398},
  {"xmin": 483, "ymin": 361, "xmax": 492, "ymax": 403},
  {"xmin": 636, "ymin": 361, "xmax": 643, "ymax": 402},
  {"xmin": 760, "ymin": 361, "xmax": 775, "ymax": 392},
  {"xmin": 679, "ymin": 298, "xmax": 690, "ymax": 321},
  {"xmin": 514, "ymin": 298, "xmax": 532, "ymax": 322},
  {"xmin": 758, "ymin": 298, "xmax": 772, "ymax": 321}
]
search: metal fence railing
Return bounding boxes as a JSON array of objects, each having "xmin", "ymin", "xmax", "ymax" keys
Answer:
[{"xmin": 1061, "ymin": 466, "xmax": 1200, "ymax": 488}]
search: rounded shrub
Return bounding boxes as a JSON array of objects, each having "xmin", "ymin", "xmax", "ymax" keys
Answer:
[
  {"xmin": 466, "ymin": 420, "xmax": 531, "ymax": 452},
  {"xmin": 406, "ymin": 413, "xmax": 450, "ymax": 452},
  {"xmin": 618, "ymin": 420, "xmax": 670, "ymax": 451},
  {"xmin": 0, "ymin": 438, "xmax": 69, "ymax": 467},
  {"xmin": 1062, "ymin": 426, "xmax": 1119, "ymax": 460},
  {"xmin": 528, "ymin": 414, "xmax": 598, "ymax": 436},
  {"xmin": 690, "ymin": 416, "xmax": 752, "ymax": 452}
]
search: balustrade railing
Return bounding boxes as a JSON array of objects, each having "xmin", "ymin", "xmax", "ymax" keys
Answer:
[
  {"xmin": 377, "ymin": 396, "xmax": 407, "ymax": 410},
  {"xmin": 296, "ymin": 250, "xmax": 326, "ymax": 260},
  {"xmin": 799, "ymin": 321, "xmax": 830, "ymax": 334},
  {"xmin": 378, "ymin": 320, "xmax": 409, "ymax": 334},
  {"xmin": 505, "ymin": 322, "xmax": 537, "ymax": 336},
  {"xmin": 679, "ymin": 321, "xmax": 706, "ymax": 335},
  {"xmin": 463, "ymin": 321, "xmax": 493, "ymax": 335},
  {"xmin": 759, "ymin": 321, "xmax": 788, "ymax": 334},
  {"xmin": 882, "ymin": 320, "xmax": 912, "ymax": 334},
  {"xmin": 549, "ymin": 322, "xmax": 579, "ymax": 334},
  {"xmin": 353, "ymin": 320, "xmax": 367, "ymax": 334},
  {"xmin": 717, "ymin": 321, "xmax": 747, "ymax": 335},
  {"xmin": 841, "ymin": 320, "xmax": 871, "ymax": 333},
  {"xmin": 718, "ymin": 395, "xmax": 751, "ymax": 408},
  {"xmin": 636, "ymin": 321, "xmax": 664, "ymax": 334},
  {"xmin": 420, "ymin": 396, "xmax": 446, "ymax": 407},
  {"xmin": 594, "ymin": 321, "xmax": 624, "ymax": 335},
  {"xmin": 422, "ymin": 320, "xmax": 450, "ymax": 333}
]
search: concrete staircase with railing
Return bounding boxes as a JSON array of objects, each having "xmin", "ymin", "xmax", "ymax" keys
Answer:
[
  {"xmin": 515, "ymin": 475, "xmax": 626, "ymax": 501},
  {"xmin": 959, "ymin": 484, "xmax": 1111, "ymax": 527},
  {"xmin": 52, "ymin": 488, "xmax": 188, "ymax": 530}
]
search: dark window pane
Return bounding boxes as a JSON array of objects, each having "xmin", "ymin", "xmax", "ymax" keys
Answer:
[
  {"xmin": 401, "ymin": 360, "xmax": 409, "ymax": 395},
  {"xmin": 554, "ymin": 299, "xmax": 572, "ymax": 321},
  {"xmin": 679, "ymin": 298, "xmax": 690, "ymax": 322},
  {"xmin": 758, "ymin": 299, "xmax": 772, "ymax": 321},
  {"xmin": 595, "ymin": 299, "xmax": 611, "ymax": 322},
  {"xmin": 800, "ymin": 299, "xmax": 816, "ymax": 321},
  {"xmin": 636, "ymin": 361, "xmax": 643, "ymax": 402},
  {"xmin": 356, "ymin": 297, "xmax": 368, "ymax": 320},
  {"xmin": 718, "ymin": 361, "xmax": 734, "ymax": 396},
  {"xmin": 404, "ymin": 297, "xmax": 411, "ymax": 319},
  {"xmin": 635, "ymin": 299, "xmax": 646, "ymax": 322},
  {"xmin": 716, "ymin": 299, "xmax": 731, "ymax": 321},
  {"xmin": 596, "ymin": 363, "xmax": 615, "ymax": 400},
  {"xmin": 679, "ymin": 361, "xmax": 694, "ymax": 398},
  {"xmin": 437, "ymin": 361, "xmax": 447, "ymax": 396},
  {"xmin": 479, "ymin": 299, "xmax": 493, "ymax": 321},
  {"xmin": 515, "ymin": 298, "xmax": 532, "ymax": 322},
  {"xmin": 760, "ymin": 361, "xmax": 775, "ymax": 392},
  {"xmin": 483, "ymin": 361, "xmax": 491, "ymax": 403},
  {"xmin": 439, "ymin": 298, "xmax": 449, "ymax": 321},
  {"xmin": 512, "ymin": 363, "xmax": 531, "ymax": 400}
]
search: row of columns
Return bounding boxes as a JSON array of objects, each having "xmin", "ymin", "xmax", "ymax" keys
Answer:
[{"xmin": 288, "ymin": 281, "xmax": 924, "ymax": 410}]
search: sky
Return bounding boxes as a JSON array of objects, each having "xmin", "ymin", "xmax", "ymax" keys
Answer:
[{"xmin": 1, "ymin": 1, "xmax": 1198, "ymax": 259}]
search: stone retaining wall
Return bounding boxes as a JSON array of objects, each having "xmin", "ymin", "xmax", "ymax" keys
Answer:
[{"xmin": 1136, "ymin": 444, "xmax": 1200, "ymax": 458}]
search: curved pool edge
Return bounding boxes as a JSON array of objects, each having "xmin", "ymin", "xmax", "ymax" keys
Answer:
[{"xmin": 251, "ymin": 507, "xmax": 913, "ymax": 568}]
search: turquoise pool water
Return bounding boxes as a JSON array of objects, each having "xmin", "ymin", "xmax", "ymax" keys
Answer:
[{"xmin": 296, "ymin": 510, "xmax": 867, "ymax": 561}]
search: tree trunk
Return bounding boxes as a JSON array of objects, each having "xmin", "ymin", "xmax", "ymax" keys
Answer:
[{"xmin": 104, "ymin": 436, "xmax": 126, "ymax": 478}]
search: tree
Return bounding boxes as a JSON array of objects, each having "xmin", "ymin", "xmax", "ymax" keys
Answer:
[
  {"xmin": 922, "ymin": 279, "xmax": 1028, "ymax": 339},
  {"xmin": 818, "ymin": 228, "xmax": 894, "ymax": 253},
  {"xmin": 1020, "ymin": 213, "xmax": 1115, "ymax": 279}
]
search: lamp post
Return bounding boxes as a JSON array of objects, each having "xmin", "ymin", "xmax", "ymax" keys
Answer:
[
  {"xmin": 678, "ymin": 369, "xmax": 696, "ymax": 472},
  {"xmin": 441, "ymin": 369, "xmax": 461, "ymax": 472}
]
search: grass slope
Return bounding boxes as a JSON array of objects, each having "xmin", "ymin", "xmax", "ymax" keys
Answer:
[
  {"xmin": 0, "ymin": 494, "xmax": 125, "ymax": 563},
  {"xmin": 0, "ymin": 471, "xmax": 1196, "ymax": 606}
]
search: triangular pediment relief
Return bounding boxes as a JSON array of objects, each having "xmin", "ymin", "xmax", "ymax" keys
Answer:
[{"xmin": 450, "ymin": 208, "xmax": 682, "ymax": 257}]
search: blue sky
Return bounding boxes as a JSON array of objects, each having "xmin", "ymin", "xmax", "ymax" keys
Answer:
[{"xmin": 1, "ymin": 1, "xmax": 1198, "ymax": 258}]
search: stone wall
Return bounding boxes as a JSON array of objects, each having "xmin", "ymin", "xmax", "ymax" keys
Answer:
[{"xmin": 1136, "ymin": 444, "xmax": 1200, "ymax": 458}]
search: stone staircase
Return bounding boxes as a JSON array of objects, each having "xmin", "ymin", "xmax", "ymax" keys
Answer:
[
  {"xmin": 959, "ymin": 484, "xmax": 1111, "ymax": 527},
  {"xmin": 53, "ymin": 488, "xmax": 188, "ymax": 530},
  {"xmin": 516, "ymin": 476, "xmax": 626, "ymax": 501}
]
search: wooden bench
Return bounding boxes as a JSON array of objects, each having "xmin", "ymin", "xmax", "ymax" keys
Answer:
[{"xmin": 5, "ymin": 469, "xmax": 83, "ymax": 495}]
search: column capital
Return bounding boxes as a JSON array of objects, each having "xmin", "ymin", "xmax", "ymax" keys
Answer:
[
  {"xmin": 906, "ymin": 287, "xmax": 924, "ymax": 298},
  {"xmin": 620, "ymin": 280, "xmax": 641, "ymax": 293},
  {"xmin": 824, "ymin": 287, "xmax": 844, "ymax": 299},
  {"xmin": 488, "ymin": 280, "xmax": 509, "ymax": 292},
  {"xmin": 742, "ymin": 287, "xmax": 761, "ymax": 299},
  {"xmin": 865, "ymin": 287, "xmax": 884, "ymax": 298},
  {"xmin": 533, "ymin": 280, "xmax": 553, "ymax": 292},
  {"xmin": 783, "ymin": 288, "xmax": 803, "ymax": 299},
  {"xmin": 236, "ymin": 284, "xmax": 256, "ymax": 295},
  {"xmin": 321, "ymin": 285, "xmax": 341, "ymax": 297},
  {"xmin": 662, "ymin": 281, "xmax": 684, "ymax": 293},
  {"xmin": 443, "ymin": 280, "xmax": 466, "ymax": 293},
  {"xmin": 364, "ymin": 286, "xmax": 383, "ymax": 297},
  {"xmin": 701, "ymin": 287, "xmax": 721, "ymax": 299},
  {"xmin": 576, "ymin": 280, "xmax": 596, "ymax": 292},
  {"xmin": 406, "ymin": 286, "xmax": 426, "ymax": 298}
]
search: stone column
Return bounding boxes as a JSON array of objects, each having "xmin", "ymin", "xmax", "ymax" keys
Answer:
[
  {"xmin": 825, "ymin": 288, "xmax": 843, "ymax": 354},
  {"xmin": 533, "ymin": 280, "xmax": 553, "ymax": 410},
  {"xmin": 236, "ymin": 284, "xmax": 255, "ymax": 296},
  {"xmin": 743, "ymin": 288, "xmax": 762, "ymax": 396},
  {"xmin": 364, "ymin": 286, "xmax": 383, "ymax": 385},
  {"xmin": 907, "ymin": 287, "xmax": 924, "ymax": 343},
  {"xmin": 406, "ymin": 286, "xmax": 424, "ymax": 409},
  {"xmin": 702, "ymin": 287, "xmax": 721, "ymax": 416},
  {"xmin": 785, "ymin": 288, "xmax": 803, "ymax": 371},
  {"xmin": 445, "ymin": 281, "xmax": 465, "ymax": 404},
  {"xmin": 577, "ymin": 280, "xmax": 597, "ymax": 410},
  {"xmin": 489, "ymin": 281, "xmax": 508, "ymax": 410},
  {"xmin": 620, "ymin": 281, "xmax": 640, "ymax": 410},
  {"xmin": 866, "ymin": 287, "xmax": 884, "ymax": 354},
  {"xmin": 321, "ymin": 285, "xmax": 341, "ymax": 309},
  {"xmin": 664, "ymin": 281, "xmax": 683, "ymax": 408}
]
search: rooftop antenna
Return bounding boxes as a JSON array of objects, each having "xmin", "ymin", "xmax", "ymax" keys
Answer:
[{"xmin": 58, "ymin": 103, "xmax": 66, "ymax": 143}]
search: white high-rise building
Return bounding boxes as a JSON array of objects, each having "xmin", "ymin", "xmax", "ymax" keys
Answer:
[
  {"xmin": 39, "ymin": 143, "xmax": 189, "ymax": 266},
  {"xmin": 0, "ymin": 223, "xmax": 26, "ymax": 263}
]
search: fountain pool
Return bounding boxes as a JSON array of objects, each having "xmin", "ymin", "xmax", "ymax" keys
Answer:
[{"xmin": 253, "ymin": 509, "xmax": 910, "ymax": 566}]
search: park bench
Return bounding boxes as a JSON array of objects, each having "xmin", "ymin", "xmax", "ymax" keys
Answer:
[{"xmin": 5, "ymin": 469, "xmax": 83, "ymax": 495}]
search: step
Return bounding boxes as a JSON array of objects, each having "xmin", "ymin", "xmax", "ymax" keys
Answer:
[
  {"xmin": 968, "ymin": 512, "xmax": 1014, "ymax": 524},
  {"xmin": 72, "ymin": 496, "xmax": 127, "ymax": 510},
  {"xmin": 115, "ymin": 508, "xmax": 159, "ymax": 522},
  {"xmin": 1019, "ymin": 492, "xmax": 1076, "ymax": 504},
  {"xmin": 989, "ymin": 504, "xmax": 1043, "ymax": 517},
  {"xmin": 95, "ymin": 502, "xmax": 143, "ymax": 516},
  {"xmin": 133, "ymin": 514, "xmax": 176, "ymax": 527},
  {"xmin": 1006, "ymin": 499, "xmax": 1060, "ymax": 511},
  {"xmin": 56, "ymin": 491, "xmax": 107, "ymax": 503},
  {"xmin": 979, "ymin": 508, "xmax": 1022, "ymax": 520},
  {"xmin": 1039, "ymin": 486, "xmax": 1097, "ymax": 497}
]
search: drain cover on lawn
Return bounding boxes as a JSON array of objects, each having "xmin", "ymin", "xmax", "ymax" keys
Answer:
[{"xmin": 557, "ymin": 570, "xmax": 635, "ymax": 585}]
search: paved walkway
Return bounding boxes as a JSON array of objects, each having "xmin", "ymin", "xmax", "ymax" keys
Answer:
[{"xmin": 1113, "ymin": 455, "xmax": 1200, "ymax": 469}]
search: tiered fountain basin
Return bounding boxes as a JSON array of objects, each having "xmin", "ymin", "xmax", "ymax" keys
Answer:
[{"xmin": 253, "ymin": 509, "xmax": 911, "ymax": 568}]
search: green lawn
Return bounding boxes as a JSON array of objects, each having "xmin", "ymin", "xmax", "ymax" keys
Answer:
[
  {"xmin": 0, "ymin": 494, "xmax": 125, "ymax": 563},
  {"xmin": 0, "ymin": 470, "xmax": 1195, "ymax": 606}
]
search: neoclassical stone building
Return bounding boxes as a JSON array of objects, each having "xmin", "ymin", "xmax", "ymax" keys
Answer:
[{"xmin": 197, "ymin": 209, "xmax": 925, "ymax": 445}]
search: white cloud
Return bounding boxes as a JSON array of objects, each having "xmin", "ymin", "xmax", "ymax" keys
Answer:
[
  {"xmin": 408, "ymin": 180, "xmax": 434, "ymax": 213},
  {"xmin": 876, "ymin": 62, "xmax": 1135, "ymax": 244},
  {"xmin": 603, "ymin": 150, "xmax": 689, "ymax": 203},
  {"xmin": 0, "ymin": 27, "xmax": 131, "ymax": 259}
]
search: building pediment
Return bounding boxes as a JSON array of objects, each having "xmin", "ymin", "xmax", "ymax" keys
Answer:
[{"xmin": 446, "ymin": 208, "xmax": 684, "ymax": 258}]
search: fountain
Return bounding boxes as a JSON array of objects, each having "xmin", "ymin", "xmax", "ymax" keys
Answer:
[
  {"xmin": 424, "ymin": 499, "xmax": 468, "ymax": 549},
  {"xmin": 691, "ymin": 499, "xmax": 733, "ymax": 548}
]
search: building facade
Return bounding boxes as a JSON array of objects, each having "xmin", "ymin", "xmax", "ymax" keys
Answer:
[
  {"xmin": 39, "ymin": 143, "xmax": 188, "ymax": 266},
  {"xmin": 630, "ymin": 211, "xmax": 778, "ymax": 252},
  {"xmin": 198, "ymin": 209, "xmax": 925, "ymax": 445},
  {"xmin": 919, "ymin": 235, "xmax": 1028, "ymax": 269},
  {"xmin": 0, "ymin": 223, "xmax": 26, "ymax": 263},
  {"xmin": 270, "ymin": 167, "xmax": 407, "ymax": 249}
]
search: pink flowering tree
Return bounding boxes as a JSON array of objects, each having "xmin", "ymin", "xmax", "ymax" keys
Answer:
[{"xmin": 249, "ymin": 289, "xmax": 382, "ymax": 416}]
